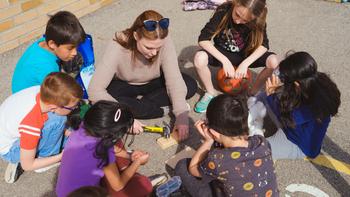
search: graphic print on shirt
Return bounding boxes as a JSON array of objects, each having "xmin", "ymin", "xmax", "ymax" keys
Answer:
[{"xmin": 217, "ymin": 28, "xmax": 245, "ymax": 53}]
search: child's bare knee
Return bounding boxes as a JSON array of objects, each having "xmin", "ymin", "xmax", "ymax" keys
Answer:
[
  {"xmin": 194, "ymin": 51, "xmax": 209, "ymax": 69},
  {"xmin": 266, "ymin": 54, "xmax": 279, "ymax": 69}
]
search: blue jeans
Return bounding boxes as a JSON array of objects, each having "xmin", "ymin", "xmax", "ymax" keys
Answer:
[{"xmin": 0, "ymin": 112, "xmax": 67, "ymax": 164}]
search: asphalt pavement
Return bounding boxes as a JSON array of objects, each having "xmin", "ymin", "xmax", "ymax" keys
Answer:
[{"xmin": 0, "ymin": 0, "xmax": 349, "ymax": 196}]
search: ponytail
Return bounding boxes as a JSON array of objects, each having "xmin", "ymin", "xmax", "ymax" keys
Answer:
[{"xmin": 83, "ymin": 101, "xmax": 134, "ymax": 168}]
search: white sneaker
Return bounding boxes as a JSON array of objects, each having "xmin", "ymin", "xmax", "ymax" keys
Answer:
[
  {"xmin": 34, "ymin": 162, "xmax": 60, "ymax": 173},
  {"xmin": 4, "ymin": 162, "xmax": 23, "ymax": 183}
]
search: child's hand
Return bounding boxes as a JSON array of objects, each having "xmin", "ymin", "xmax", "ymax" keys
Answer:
[
  {"xmin": 135, "ymin": 152, "xmax": 149, "ymax": 165},
  {"xmin": 265, "ymin": 74, "xmax": 283, "ymax": 96},
  {"xmin": 195, "ymin": 120, "xmax": 214, "ymax": 142},
  {"xmin": 131, "ymin": 119, "xmax": 145, "ymax": 134},
  {"xmin": 131, "ymin": 150, "xmax": 146, "ymax": 161},
  {"xmin": 64, "ymin": 129, "xmax": 72, "ymax": 137},
  {"xmin": 221, "ymin": 58, "xmax": 235, "ymax": 78},
  {"xmin": 235, "ymin": 61, "xmax": 249, "ymax": 79},
  {"xmin": 174, "ymin": 124, "xmax": 189, "ymax": 141}
]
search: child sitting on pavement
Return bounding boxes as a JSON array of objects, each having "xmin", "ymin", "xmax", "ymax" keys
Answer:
[
  {"xmin": 10, "ymin": 11, "xmax": 87, "ymax": 181},
  {"xmin": 175, "ymin": 94, "xmax": 278, "ymax": 196},
  {"xmin": 56, "ymin": 100, "xmax": 153, "ymax": 197},
  {"xmin": 265, "ymin": 51, "xmax": 341, "ymax": 159},
  {"xmin": 0, "ymin": 72, "xmax": 83, "ymax": 183},
  {"xmin": 11, "ymin": 10, "xmax": 86, "ymax": 93}
]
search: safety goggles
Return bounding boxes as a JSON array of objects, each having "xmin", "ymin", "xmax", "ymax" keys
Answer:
[
  {"xmin": 61, "ymin": 103, "xmax": 80, "ymax": 111},
  {"xmin": 143, "ymin": 18, "xmax": 170, "ymax": 31}
]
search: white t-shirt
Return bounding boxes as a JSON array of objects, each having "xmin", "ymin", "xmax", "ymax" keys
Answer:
[{"xmin": 0, "ymin": 86, "xmax": 40, "ymax": 155}]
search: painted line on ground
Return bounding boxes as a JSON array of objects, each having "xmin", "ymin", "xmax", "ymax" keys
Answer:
[
  {"xmin": 305, "ymin": 155, "xmax": 350, "ymax": 176},
  {"xmin": 285, "ymin": 183, "xmax": 329, "ymax": 197}
]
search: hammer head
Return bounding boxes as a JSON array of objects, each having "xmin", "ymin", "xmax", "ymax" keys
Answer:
[{"xmin": 163, "ymin": 125, "xmax": 171, "ymax": 138}]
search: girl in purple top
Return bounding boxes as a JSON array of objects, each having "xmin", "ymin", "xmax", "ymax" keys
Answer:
[{"xmin": 56, "ymin": 101, "xmax": 152, "ymax": 197}]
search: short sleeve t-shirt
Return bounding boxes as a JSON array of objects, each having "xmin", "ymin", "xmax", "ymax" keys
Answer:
[
  {"xmin": 11, "ymin": 37, "xmax": 59, "ymax": 93},
  {"xmin": 56, "ymin": 125, "xmax": 116, "ymax": 197},
  {"xmin": 199, "ymin": 135, "xmax": 279, "ymax": 196},
  {"xmin": 0, "ymin": 86, "xmax": 47, "ymax": 155}
]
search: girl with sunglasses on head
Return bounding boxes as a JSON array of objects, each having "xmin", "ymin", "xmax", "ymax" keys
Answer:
[
  {"xmin": 88, "ymin": 10, "xmax": 197, "ymax": 141},
  {"xmin": 56, "ymin": 101, "xmax": 153, "ymax": 197},
  {"xmin": 265, "ymin": 51, "xmax": 341, "ymax": 159},
  {"xmin": 193, "ymin": 0, "xmax": 279, "ymax": 113}
]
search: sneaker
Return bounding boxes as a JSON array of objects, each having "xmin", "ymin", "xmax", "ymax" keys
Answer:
[
  {"xmin": 156, "ymin": 176, "xmax": 182, "ymax": 197},
  {"xmin": 194, "ymin": 93, "xmax": 214, "ymax": 113},
  {"xmin": 149, "ymin": 173, "xmax": 168, "ymax": 187},
  {"xmin": 34, "ymin": 162, "xmax": 60, "ymax": 173},
  {"xmin": 4, "ymin": 162, "xmax": 24, "ymax": 183}
]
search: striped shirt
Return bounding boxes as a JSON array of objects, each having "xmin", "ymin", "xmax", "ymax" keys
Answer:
[
  {"xmin": 19, "ymin": 93, "xmax": 48, "ymax": 150},
  {"xmin": 0, "ymin": 86, "xmax": 48, "ymax": 154}
]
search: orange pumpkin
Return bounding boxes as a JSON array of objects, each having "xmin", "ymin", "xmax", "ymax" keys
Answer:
[{"xmin": 217, "ymin": 68, "xmax": 253, "ymax": 95}]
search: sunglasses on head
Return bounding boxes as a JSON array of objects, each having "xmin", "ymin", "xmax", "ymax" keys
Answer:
[{"xmin": 143, "ymin": 18, "xmax": 169, "ymax": 31}]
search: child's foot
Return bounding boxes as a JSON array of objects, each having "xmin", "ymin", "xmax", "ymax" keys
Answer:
[
  {"xmin": 194, "ymin": 93, "xmax": 214, "ymax": 113},
  {"xmin": 156, "ymin": 176, "xmax": 182, "ymax": 197},
  {"xmin": 34, "ymin": 162, "xmax": 60, "ymax": 173},
  {"xmin": 4, "ymin": 162, "xmax": 24, "ymax": 183}
]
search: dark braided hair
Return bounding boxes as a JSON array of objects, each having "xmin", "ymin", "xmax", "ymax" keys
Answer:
[{"xmin": 83, "ymin": 100, "xmax": 134, "ymax": 168}]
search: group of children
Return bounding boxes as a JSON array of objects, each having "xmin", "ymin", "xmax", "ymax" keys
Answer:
[{"xmin": 0, "ymin": 0, "xmax": 341, "ymax": 196}]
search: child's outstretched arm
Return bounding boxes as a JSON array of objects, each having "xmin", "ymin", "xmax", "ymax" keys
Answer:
[
  {"xmin": 20, "ymin": 148, "xmax": 62, "ymax": 171},
  {"xmin": 198, "ymin": 4, "xmax": 236, "ymax": 78},
  {"xmin": 235, "ymin": 46, "xmax": 268, "ymax": 79},
  {"xmin": 189, "ymin": 120, "xmax": 214, "ymax": 177},
  {"xmin": 189, "ymin": 141, "xmax": 213, "ymax": 177},
  {"xmin": 235, "ymin": 25, "xmax": 270, "ymax": 79},
  {"xmin": 103, "ymin": 152, "xmax": 149, "ymax": 192},
  {"xmin": 199, "ymin": 41, "xmax": 235, "ymax": 78}
]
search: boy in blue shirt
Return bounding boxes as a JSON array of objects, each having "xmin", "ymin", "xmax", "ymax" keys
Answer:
[
  {"xmin": 6, "ymin": 11, "xmax": 86, "ymax": 183},
  {"xmin": 12, "ymin": 11, "xmax": 86, "ymax": 93}
]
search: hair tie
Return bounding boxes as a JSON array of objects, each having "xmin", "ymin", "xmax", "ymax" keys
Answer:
[
  {"xmin": 114, "ymin": 109, "xmax": 121, "ymax": 122},
  {"xmin": 112, "ymin": 138, "xmax": 118, "ymax": 143}
]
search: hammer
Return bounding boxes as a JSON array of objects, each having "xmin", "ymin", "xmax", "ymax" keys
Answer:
[{"xmin": 143, "ymin": 121, "xmax": 171, "ymax": 138}]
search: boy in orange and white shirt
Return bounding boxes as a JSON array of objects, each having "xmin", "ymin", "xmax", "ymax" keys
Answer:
[{"xmin": 0, "ymin": 72, "xmax": 83, "ymax": 183}]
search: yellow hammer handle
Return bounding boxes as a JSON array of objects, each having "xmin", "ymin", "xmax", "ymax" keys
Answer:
[{"xmin": 143, "ymin": 126, "xmax": 163, "ymax": 133}]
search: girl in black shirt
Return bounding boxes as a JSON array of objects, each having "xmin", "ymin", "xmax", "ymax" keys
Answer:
[{"xmin": 194, "ymin": 0, "xmax": 278, "ymax": 113}]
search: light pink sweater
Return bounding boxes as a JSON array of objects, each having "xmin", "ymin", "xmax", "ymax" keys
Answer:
[{"xmin": 88, "ymin": 35, "xmax": 189, "ymax": 118}]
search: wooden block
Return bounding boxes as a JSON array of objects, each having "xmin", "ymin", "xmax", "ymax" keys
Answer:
[
  {"xmin": 165, "ymin": 146, "xmax": 196, "ymax": 169},
  {"xmin": 156, "ymin": 132, "xmax": 179, "ymax": 150}
]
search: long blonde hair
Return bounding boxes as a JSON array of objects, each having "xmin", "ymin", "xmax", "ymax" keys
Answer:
[
  {"xmin": 115, "ymin": 10, "xmax": 168, "ymax": 59},
  {"xmin": 212, "ymin": 0, "xmax": 267, "ymax": 56}
]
